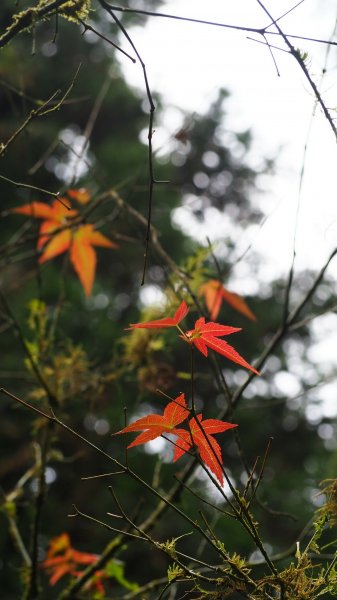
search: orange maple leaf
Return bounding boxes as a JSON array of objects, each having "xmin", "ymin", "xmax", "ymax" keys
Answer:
[
  {"xmin": 12, "ymin": 198, "xmax": 75, "ymax": 221},
  {"xmin": 11, "ymin": 197, "xmax": 118, "ymax": 296},
  {"xmin": 41, "ymin": 533, "xmax": 99, "ymax": 586},
  {"xmin": 184, "ymin": 317, "xmax": 259, "ymax": 374},
  {"xmin": 173, "ymin": 414, "xmax": 237, "ymax": 485},
  {"xmin": 128, "ymin": 300, "xmax": 189, "ymax": 330},
  {"xmin": 199, "ymin": 279, "xmax": 256, "ymax": 322},
  {"xmin": 67, "ymin": 187, "xmax": 91, "ymax": 204},
  {"xmin": 116, "ymin": 393, "xmax": 189, "ymax": 448},
  {"xmin": 68, "ymin": 224, "xmax": 117, "ymax": 297}
]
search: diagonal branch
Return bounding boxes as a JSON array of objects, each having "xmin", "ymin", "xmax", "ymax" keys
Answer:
[
  {"xmin": 98, "ymin": 0, "xmax": 157, "ymax": 285},
  {"xmin": 255, "ymin": 0, "xmax": 337, "ymax": 139}
]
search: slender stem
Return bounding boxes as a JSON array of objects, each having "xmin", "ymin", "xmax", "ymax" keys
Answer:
[
  {"xmin": 77, "ymin": 17, "xmax": 136, "ymax": 63},
  {"xmin": 255, "ymin": 0, "xmax": 337, "ymax": 139},
  {"xmin": 98, "ymin": 0, "xmax": 157, "ymax": 284},
  {"xmin": 190, "ymin": 346, "xmax": 195, "ymax": 414},
  {"xmin": 24, "ymin": 425, "xmax": 53, "ymax": 600},
  {"xmin": 106, "ymin": 4, "xmax": 337, "ymax": 47},
  {"xmin": 0, "ymin": 173, "xmax": 59, "ymax": 198}
]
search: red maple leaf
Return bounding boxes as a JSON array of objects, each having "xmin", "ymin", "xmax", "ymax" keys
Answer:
[
  {"xmin": 41, "ymin": 533, "xmax": 99, "ymax": 586},
  {"xmin": 173, "ymin": 414, "xmax": 237, "ymax": 485},
  {"xmin": 128, "ymin": 300, "xmax": 189, "ymax": 330},
  {"xmin": 116, "ymin": 393, "xmax": 189, "ymax": 448},
  {"xmin": 11, "ymin": 198, "xmax": 117, "ymax": 296},
  {"xmin": 184, "ymin": 317, "xmax": 259, "ymax": 374},
  {"xmin": 199, "ymin": 279, "xmax": 256, "ymax": 322}
]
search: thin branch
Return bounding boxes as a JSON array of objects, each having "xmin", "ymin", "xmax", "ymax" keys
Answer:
[
  {"xmin": 262, "ymin": 33, "xmax": 281, "ymax": 76},
  {"xmin": 105, "ymin": 4, "xmax": 337, "ymax": 47},
  {"xmin": 264, "ymin": 0, "xmax": 306, "ymax": 31},
  {"xmin": 0, "ymin": 173, "xmax": 59, "ymax": 198},
  {"xmin": 68, "ymin": 75, "xmax": 111, "ymax": 185},
  {"xmin": 246, "ymin": 35, "xmax": 290, "ymax": 54},
  {"xmin": 0, "ymin": 66, "xmax": 80, "ymax": 213},
  {"xmin": 228, "ymin": 246, "xmax": 337, "ymax": 413},
  {"xmin": 98, "ymin": 0, "xmax": 157, "ymax": 285},
  {"xmin": 1, "ymin": 387, "xmax": 254, "ymax": 592},
  {"xmin": 78, "ymin": 17, "xmax": 136, "ymax": 63},
  {"xmin": 25, "ymin": 425, "xmax": 53, "ymax": 600},
  {"xmin": 28, "ymin": 136, "xmax": 60, "ymax": 175},
  {"xmin": 103, "ymin": 5, "xmax": 276, "ymax": 36},
  {"xmin": 72, "ymin": 502, "xmax": 221, "ymax": 586},
  {"xmin": 173, "ymin": 475, "xmax": 235, "ymax": 518},
  {"xmin": 283, "ymin": 12, "xmax": 337, "ymax": 325},
  {"xmin": 1, "ymin": 63, "xmax": 80, "ymax": 155},
  {"xmin": 248, "ymin": 437, "xmax": 273, "ymax": 507},
  {"xmin": 6, "ymin": 511, "xmax": 32, "ymax": 568},
  {"xmin": 255, "ymin": 0, "xmax": 337, "ymax": 139}
]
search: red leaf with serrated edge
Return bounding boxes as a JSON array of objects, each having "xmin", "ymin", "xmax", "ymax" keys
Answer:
[
  {"xmin": 199, "ymin": 279, "xmax": 256, "ymax": 322},
  {"xmin": 192, "ymin": 317, "xmax": 241, "ymax": 337},
  {"xmin": 185, "ymin": 316, "xmax": 259, "ymax": 374},
  {"xmin": 116, "ymin": 393, "xmax": 189, "ymax": 449},
  {"xmin": 173, "ymin": 300, "xmax": 190, "ymax": 324},
  {"xmin": 173, "ymin": 414, "xmax": 237, "ymax": 485},
  {"xmin": 128, "ymin": 300, "xmax": 189, "ymax": 330}
]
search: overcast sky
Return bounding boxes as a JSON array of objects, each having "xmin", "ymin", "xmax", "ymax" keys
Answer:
[
  {"xmin": 115, "ymin": 1, "xmax": 337, "ymax": 419},
  {"xmin": 119, "ymin": 0, "xmax": 337, "ymax": 281}
]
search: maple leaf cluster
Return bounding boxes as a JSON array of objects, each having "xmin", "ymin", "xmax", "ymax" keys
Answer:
[
  {"xmin": 12, "ymin": 192, "xmax": 260, "ymax": 499},
  {"xmin": 117, "ymin": 393, "xmax": 237, "ymax": 485},
  {"xmin": 122, "ymin": 300, "xmax": 261, "ymax": 482},
  {"xmin": 11, "ymin": 189, "xmax": 118, "ymax": 296},
  {"xmin": 40, "ymin": 533, "xmax": 107, "ymax": 593},
  {"xmin": 129, "ymin": 300, "xmax": 259, "ymax": 374}
]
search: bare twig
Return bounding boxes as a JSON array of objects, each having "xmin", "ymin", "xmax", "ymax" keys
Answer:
[
  {"xmin": 106, "ymin": 4, "xmax": 337, "ymax": 48},
  {"xmin": 0, "ymin": 173, "xmax": 59, "ymax": 198},
  {"xmin": 25, "ymin": 425, "xmax": 53, "ymax": 600},
  {"xmin": 255, "ymin": 0, "xmax": 337, "ymax": 139},
  {"xmin": 98, "ymin": 0, "xmax": 157, "ymax": 284},
  {"xmin": 228, "ymin": 246, "xmax": 337, "ymax": 413},
  {"xmin": 78, "ymin": 17, "xmax": 136, "ymax": 63}
]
